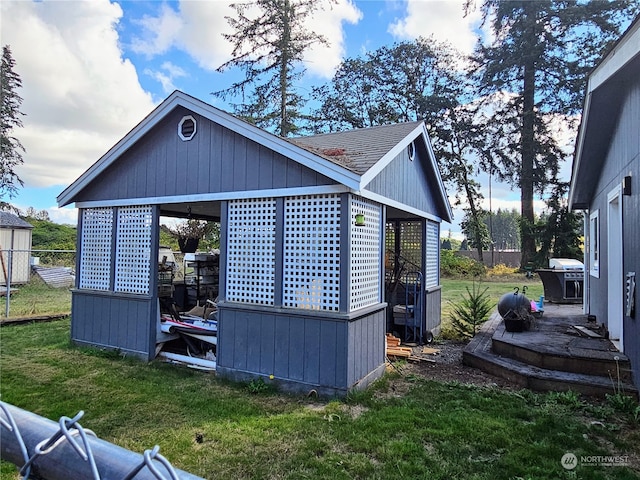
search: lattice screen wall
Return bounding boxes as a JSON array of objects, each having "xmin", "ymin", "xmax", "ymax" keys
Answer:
[
  {"xmin": 79, "ymin": 208, "xmax": 114, "ymax": 290},
  {"xmin": 350, "ymin": 196, "xmax": 381, "ymax": 311},
  {"xmin": 226, "ymin": 198, "xmax": 276, "ymax": 305},
  {"xmin": 425, "ymin": 220, "xmax": 439, "ymax": 288},
  {"xmin": 399, "ymin": 221, "xmax": 423, "ymax": 270},
  {"xmin": 114, "ymin": 206, "xmax": 153, "ymax": 295},
  {"xmin": 283, "ymin": 194, "xmax": 341, "ymax": 311}
]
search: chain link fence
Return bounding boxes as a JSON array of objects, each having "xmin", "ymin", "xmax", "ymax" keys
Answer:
[
  {"xmin": 0, "ymin": 249, "xmax": 75, "ymax": 319},
  {"xmin": 1, "ymin": 401, "xmax": 203, "ymax": 479}
]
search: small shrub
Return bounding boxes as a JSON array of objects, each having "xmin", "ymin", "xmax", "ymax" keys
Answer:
[
  {"xmin": 449, "ymin": 282, "xmax": 493, "ymax": 338},
  {"xmin": 606, "ymin": 392, "xmax": 639, "ymax": 415},
  {"xmin": 486, "ymin": 263, "xmax": 519, "ymax": 277},
  {"xmin": 246, "ymin": 377, "xmax": 274, "ymax": 395},
  {"xmin": 546, "ymin": 390, "xmax": 584, "ymax": 409},
  {"xmin": 440, "ymin": 250, "xmax": 486, "ymax": 278}
]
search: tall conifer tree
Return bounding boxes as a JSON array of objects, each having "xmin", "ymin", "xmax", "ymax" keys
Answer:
[
  {"xmin": 1, "ymin": 45, "xmax": 25, "ymax": 201},
  {"xmin": 469, "ymin": 0, "xmax": 638, "ymax": 268},
  {"xmin": 214, "ymin": 0, "xmax": 333, "ymax": 137}
]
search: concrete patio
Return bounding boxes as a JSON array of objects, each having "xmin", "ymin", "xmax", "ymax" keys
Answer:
[{"xmin": 463, "ymin": 303, "xmax": 638, "ymax": 397}]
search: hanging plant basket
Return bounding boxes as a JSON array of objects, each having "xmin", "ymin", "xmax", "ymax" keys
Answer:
[{"xmin": 178, "ymin": 237, "xmax": 199, "ymax": 253}]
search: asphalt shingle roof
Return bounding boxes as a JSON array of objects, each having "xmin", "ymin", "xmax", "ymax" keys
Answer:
[
  {"xmin": 0, "ymin": 212, "xmax": 33, "ymax": 229},
  {"xmin": 288, "ymin": 121, "xmax": 424, "ymax": 176}
]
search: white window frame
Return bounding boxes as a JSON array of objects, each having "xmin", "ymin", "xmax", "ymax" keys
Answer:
[{"xmin": 589, "ymin": 209, "xmax": 599, "ymax": 278}]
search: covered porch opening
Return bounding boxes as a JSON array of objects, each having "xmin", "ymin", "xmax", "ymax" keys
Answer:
[
  {"xmin": 154, "ymin": 200, "xmax": 222, "ymax": 372},
  {"xmin": 384, "ymin": 217, "xmax": 441, "ymax": 345}
]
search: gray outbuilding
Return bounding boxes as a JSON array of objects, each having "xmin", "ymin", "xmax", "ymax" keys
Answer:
[
  {"xmin": 0, "ymin": 212, "xmax": 33, "ymax": 285},
  {"xmin": 57, "ymin": 90, "xmax": 452, "ymax": 395}
]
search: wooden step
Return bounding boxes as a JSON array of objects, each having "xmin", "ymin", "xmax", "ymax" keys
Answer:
[{"xmin": 463, "ymin": 347, "xmax": 638, "ymax": 398}]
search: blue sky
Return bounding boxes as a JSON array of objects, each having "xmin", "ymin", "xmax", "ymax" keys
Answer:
[{"xmin": 1, "ymin": 0, "xmax": 533, "ymax": 236}]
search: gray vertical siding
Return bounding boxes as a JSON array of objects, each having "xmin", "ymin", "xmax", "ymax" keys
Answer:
[
  {"xmin": 71, "ymin": 291, "xmax": 156, "ymax": 360},
  {"xmin": 216, "ymin": 304, "xmax": 385, "ymax": 395},
  {"xmin": 74, "ymin": 107, "xmax": 337, "ymax": 204},
  {"xmin": 586, "ymin": 79, "xmax": 640, "ymax": 387},
  {"xmin": 364, "ymin": 141, "xmax": 441, "ymax": 216},
  {"xmin": 425, "ymin": 287, "xmax": 442, "ymax": 336}
]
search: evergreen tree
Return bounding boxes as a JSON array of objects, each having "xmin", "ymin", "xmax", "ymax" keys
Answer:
[
  {"xmin": 534, "ymin": 182, "xmax": 583, "ymax": 267},
  {"xmin": 312, "ymin": 38, "xmax": 490, "ymax": 260},
  {"xmin": 213, "ymin": 0, "xmax": 333, "ymax": 137},
  {"xmin": 1, "ymin": 45, "xmax": 25, "ymax": 201},
  {"xmin": 468, "ymin": 0, "xmax": 638, "ymax": 269},
  {"xmin": 485, "ymin": 208, "xmax": 520, "ymax": 251}
]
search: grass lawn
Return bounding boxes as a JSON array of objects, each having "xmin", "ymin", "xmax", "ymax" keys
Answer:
[
  {"xmin": 440, "ymin": 276, "xmax": 544, "ymax": 338},
  {"xmin": 1, "ymin": 318, "xmax": 639, "ymax": 479},
  {"xmin": 0, "ymin": 276, "xmax": 72, "ymax": 319}
]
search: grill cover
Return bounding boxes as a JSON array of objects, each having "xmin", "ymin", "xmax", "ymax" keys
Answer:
[{"xmin": 549, "ymin": 258, "xmax": 584, "ymax": 270}]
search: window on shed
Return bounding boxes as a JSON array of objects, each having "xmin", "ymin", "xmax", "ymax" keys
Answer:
[
  {"xmin": 79, "ymin": 208, "xmax": 113, "ymax": 290},
  {"xmin": 589, "ymin": 210, "xmax": 599, "ymax": 278}
]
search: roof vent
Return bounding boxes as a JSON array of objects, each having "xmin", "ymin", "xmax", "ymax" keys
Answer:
[
  {"xmin": 178, "ymin": 115, "xmax": 197, "ymax": 141},
  {"xmin": 407, "ymin": 141, "xmax": 415, "ymax": 161}
]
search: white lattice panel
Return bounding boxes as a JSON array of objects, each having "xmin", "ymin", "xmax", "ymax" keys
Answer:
[
  {"xmin": 350, "ymin": 196, "xmax": 381, "ymax": 311},
  {"xmin": 425, "ymin": 220, "xmax": 439, "ymax": 288},
  {"xmin": 114, "ymin": 206, "xmax": 153, "ymax": 295},
  {"xmin": 226, "ymin": 198, "xmax": 276, "ymax": 305},
  {"xmin": 283, "ymin": 194, "xmax": 341, "ymax": 311},
  {"xmin": 79, "ymin": 208, "xmax": 113, "ymax": 290}
]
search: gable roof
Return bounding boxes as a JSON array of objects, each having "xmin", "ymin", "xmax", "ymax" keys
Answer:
[
  {"xmin": 569, "ymin": 15, "xmax": 640, "ymax": 209},
  {"xmin": 290, "ymin": 121, "xmax": 423, "ymax": 175},
  {"xmin": 58, "ymin": 90, "xmax": 451, "ymax": 221}
]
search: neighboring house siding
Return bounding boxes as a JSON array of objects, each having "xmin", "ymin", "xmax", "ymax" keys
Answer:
[
  {"xmin": 586, "ymin": 79, "xmax": 640, "ymax": 385},
  {"xmin": 74, "ymin": 107, "xmax": 336, "ymax": 203},
  {"xmin": 364, "ymin": 143, "xmax": 440, "ymax": 216}
]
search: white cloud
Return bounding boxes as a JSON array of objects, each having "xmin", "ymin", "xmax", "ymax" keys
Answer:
[
  {"xmin": 1, "ymin": 0, "xmax": 155, "ymax": 189},
  {"xmin": 130, "ymin": 0, "xmax": 362, "ymax": 80},
  {"xmin": 388, "ymin": 0, "xmax": 482, "ymax": 55},
  {"xmin": 144, "ymin": 61, "xmax": 188, "ymax": 94},
  {"xmin": 302, "ymin": 0, "xmax": 363, "ymax": 78},
  {"xmin": 130, "ymin": 3, "xmax": 183, "ymax": 57},
  {"xmin": 48, "ymin": 206, "xmax": 78, "ymax": 226}
]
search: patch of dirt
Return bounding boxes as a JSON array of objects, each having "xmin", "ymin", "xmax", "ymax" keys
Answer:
[{"xmin": 388, "ymin": 339, "xmax": 519, "ymax": 389}]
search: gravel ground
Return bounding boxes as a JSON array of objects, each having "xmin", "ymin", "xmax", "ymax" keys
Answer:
[{"xmin": 388, "ymin": 339, "xmax": 519, "ymax": 389}]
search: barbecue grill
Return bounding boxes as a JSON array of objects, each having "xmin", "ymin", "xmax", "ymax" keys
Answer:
[{"xmin": 536, "ymin": 258, "xmax": 584, "ymax": 304}]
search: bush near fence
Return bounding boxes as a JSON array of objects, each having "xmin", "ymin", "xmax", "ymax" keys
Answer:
[{"xmin": 455, "ymin": 250, "xmax": 521, "ymax": 268}]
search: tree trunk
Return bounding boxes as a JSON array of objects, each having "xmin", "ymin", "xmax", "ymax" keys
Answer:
[
  {"xmin": 279, "ymin": 0, "xmax": 291, "ymax": 137},
  {"xmin": 520, "ymin": 2, "xmax": 537, "ymax": 270}
]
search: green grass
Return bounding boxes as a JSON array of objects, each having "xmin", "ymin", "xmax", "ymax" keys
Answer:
[
  {"xmin": 1, "ymin": 319, "xmax": 638, "ymax": 479},
  {"xmin": 0, "ymin": 276, "xmax": 71, "ymax": 319},
  {"xmin": 441, "ymin": 276, "xmax": 543, "ymax": 339}
]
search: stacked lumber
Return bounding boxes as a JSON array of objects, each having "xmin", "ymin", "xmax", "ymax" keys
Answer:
[
  {"xmin": 385, "ymin": 334, "xmax": 412, "ymax": 358},
  {"xmin": 385, "ymin": 334, "xmax": 437, "ymax": 363}
]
